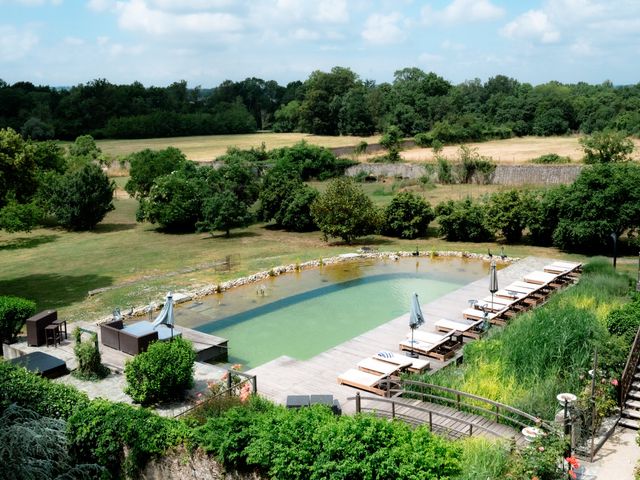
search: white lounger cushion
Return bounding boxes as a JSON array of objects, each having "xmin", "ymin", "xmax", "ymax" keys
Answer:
[
  {"xmin": 338, "ymin": 368, "xmax": 385, "ymax": 394},
  {"xmin": 410, "ymin": 330, "xmax": 450, "ymax": 344},
  {"xmin": 357, "ymin": 357, "xmax": 402, "ymax": 376},
  {"xmin": 435, "ymin": 318, "xmax": 481, "ymax": 333},
  {"xmin": 523, "ymin": 271, "xmax": 558, "ymax": 285},
  {"xmin": 544, "ymin": 261, "xmax": 582, "ymax": 274},
  {"xmin": 495, "ymin": 288, "xmax": 527, "ymax": 300},
  {"xmin": 462, "ymin": 307, "xmax": 500, "ymax": 320}
]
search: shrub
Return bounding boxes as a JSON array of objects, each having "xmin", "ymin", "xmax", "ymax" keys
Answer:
[
  {"xmin": 414, "ymin": 132, "xmax": 432, "ymax": 147},
  {"xmin": 383, "ymin": 192, "xmax": 435, "ymax": 239},
  {"xmin": 311, "ymin": 177, "xmax": 380, "ymax": 244},
  {"xmin": 435, "ymin": 198, "xmax": 493, "ymax": 242},
  {"xmin": 605, "ymin": 296, "xmax": 640, "ymax": 344},
  {"xmin": 530, "ymin": 153, "xmax": 571, "ymax": 164},
  {"xmin": 125, "ymin": 147, "xmax": 188, "ymax": 198},
  {"xmin": 580, "ymin": 129, "xmax": 634, "ymax": 164},
  {"xmin": 485, "ymin": 189, "xmax": 530, "ymax": 243},
  {"xmin": 0, "ymin": 295, "xmax": 36, "ymax": 345},
  {"xmin": 72, "ymin": 327, "xmax": 109, "ymax": 380},
  {"xmin": 268, "ymin": 141, "xmax": 349, "ymax": 181},
  {"xmin": 196, "ymin": 397, "xmax": 463, "ymax": 479},
  {"xmin": 436, "ymin": 156, "xmax": 454, "ymax": 184},
  {"xmin": 454, "ymin": 145, "xmax": 496, "ymax": 184},
  {"xmin": 0, "ymin": 361, "xmax": 89, "ymax": 419},
  {"xmin": 124, "ymin": 337, "xmax": 196, "ymax": 405},
  {"xmin": 526, "ymin": 186, "xmax": 565, "ymax": 246},
  {"xmin": 67, "ymin": 399, "xmax": 190, "ymax": 479},
  {"xmin": 380, "ymin": 125, "xmax": 403, "ymax": 163},
  {"xmin": 41, "ymin": 163, "xmax": 115, "ymax": 231}
]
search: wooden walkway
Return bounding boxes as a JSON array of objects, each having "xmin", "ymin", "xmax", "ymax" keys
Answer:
[{"xmin": 247, "ymin": 256, "xmax": 559, "ymax": 442}]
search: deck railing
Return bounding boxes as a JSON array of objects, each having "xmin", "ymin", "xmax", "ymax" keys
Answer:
[
  {"xmin": 382, "ymin": 379, "xmax": 550, "ymax": 431},
  {"xmin": 349, "ymin": 392, "xmax": 514, "ymax": 440},
  {"xmin": 619, "ymin": 324, "xmax": 640, "ymax": 407}
]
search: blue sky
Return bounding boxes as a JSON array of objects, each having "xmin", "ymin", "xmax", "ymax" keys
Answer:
[{"xmin": 1, "ymin": 0, "xmax": 639, "ymax": 87}]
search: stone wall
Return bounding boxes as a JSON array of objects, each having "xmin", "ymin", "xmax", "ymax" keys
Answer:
[{"xmin": 345, "ymin": 163, "xmax": 584, "ymax": 185}]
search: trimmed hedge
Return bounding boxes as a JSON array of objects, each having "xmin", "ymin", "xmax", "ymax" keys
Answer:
[
  {"xmin": 124, "ymin": 336, "xmax": 195, "ymax": 405},
  {"xmin": 0, "ymin": 295, "xmax": 36, "ymax": 345},
  {"xmin": 0, "ymin": 361, "xmax": 89, "ymax": 419}
]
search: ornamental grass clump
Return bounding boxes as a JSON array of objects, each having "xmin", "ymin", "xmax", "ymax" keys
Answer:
[{"xmin": 417, "ymin": 259, "xmax": 630, "ymax": 420}]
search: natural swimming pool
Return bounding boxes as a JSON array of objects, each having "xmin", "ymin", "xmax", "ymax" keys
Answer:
[{"xmin": 175, "ymin": 256, "xmax": 488, "ymax": 368}]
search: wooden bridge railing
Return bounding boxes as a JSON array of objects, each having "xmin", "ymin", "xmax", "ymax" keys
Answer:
[
  {"xmin": 619, "ymin": 324, "xmax": 640, "ymax": 407},
  {"xmin": 379, "ymin": 379, "xmax": 551, "ymax": 431},
  {"xmin": 348, "ymin": 393, "xmax": 513, "ymax": 440}
]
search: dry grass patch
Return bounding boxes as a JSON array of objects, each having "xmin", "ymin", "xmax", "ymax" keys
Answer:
[{"xmin": 97, "ymin": 132, "xmax": 380, "ymax": 162}]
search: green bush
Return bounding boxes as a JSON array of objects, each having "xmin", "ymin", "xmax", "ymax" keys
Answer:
[
  {"xmin": 124, "ymin": 337, "xmax": 196, "ymax": 405},
  {"xmin": 67, "ymin": 399, "xmax": 190, "ymax": 479},
  {"xmin": 0, "ymin": 295, "xmax": 36, "ymax": 344},
  {"xmin": 196, "ymin": 397, "xmax": 463, "ymax": 479},
  {"xmin": 485, "ymin": 189, "xmax": 530, "ymax": 243},
  {"xmin": 125, "ymin": 147, "xmax": 188, "ymax": 198},
  {"xmin": 73, "ymin": 328, "xmax": 109, "ymax": 380},
  {"xmin": 0, "ymin": 361, "xmax": 89, "ymax": 419},
  {"xmin": 454, "ymin": 145, "xmax": 496, "ymax": 184},
  {"xmin": 436, "ymin": 156, "xmax": 454, "ymax": 184},
  {"xmin": 530, "ymin": 153, "xmax": 571, "ymax": 164},
  {"xmin": 605, "ymin": 296, "xmax": 640, "ymax": 343},
  {"xmin": 383, "ymin": 192, "xmax": 435, "ymax": 239},
  {"xmin": 435, "ymin": 198, "xmax": 493, "ymax": 242},
  {"xmin": 268, "ymin": 141, "xmax": 351, "ymax": 181}
]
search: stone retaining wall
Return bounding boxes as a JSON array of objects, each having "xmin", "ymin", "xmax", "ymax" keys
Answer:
[{"xmin": 345, "ymin": 163, "xmax": 584, "ymax": 185}]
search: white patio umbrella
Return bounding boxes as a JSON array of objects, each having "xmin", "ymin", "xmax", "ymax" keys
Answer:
[
  {"xmin": 152, "ymin": 292, "xmax": 175, "ymax": 339},
  {"xmin": 489, "ymin": 261, "xmax": 498, "ymax": 313},
  {"xmin": 408, "ymin": 292, "xmax": 425, "ymax": 358}
]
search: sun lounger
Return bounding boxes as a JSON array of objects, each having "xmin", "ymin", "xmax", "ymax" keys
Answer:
[
  {"xmin": 544, "ymin": 261, "xmax": 582, "ymax": 274},
  {"xmin": 338, "ymin": 368, "xmax": 388, "ymax": 396},
  {"xmin": 434, "ymin": 318, "xmax": 484, "ymax": 339},
  {"xmin": 495, "ymin": 288, "xmax": 528, "ymax": 300},
  {"xmin": 357, "ymin": 357, "xmax": 403, "ymax": 376},
  {"xmin": 462, "ymin": 307, "xmax": 508, "ymax": 325},
  {"xmin": 399, "ymin": 331, "xmax": 463, "ymax": 361},
  {"xmin": 375, "ymin": 351, "xmax": 430, "ymax": 373},
  {"xmin": 411, "ymin": 330, "xmax": 451, "ymax": 344}
]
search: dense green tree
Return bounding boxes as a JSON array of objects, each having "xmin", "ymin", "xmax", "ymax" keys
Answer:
[
  {"xmin": 268, "ymin": 141, "xmax": 351, "ymax": 181},
  {"xmin": 579, "ymin": 129, "xmax": 634, "ymax": 164},
  {"xmin": 258, "ymin": 166, "xmax": 302, "ymax": 223},
  {"xmin": 21, "ymin": 116, "xmax": 54, "ymax": 140},
  {"xmin": 125, "ymin": 147, "xmax": 188, "ymax": 198},
  {"xmin": 526, "ymin": 186, "xmax": 566, "ymax": 246},
  {"xmin": 136, "ymin": 168, "xmax": 204, "ymax": 232},
  {"xmin": 311, "ymin": 177, "xmax": 380, "ymax": 244},
  {"xmin": 43, "ymin": 163, "xmax": 115, "ymax": 231},
  {"xmin": 31, "ymin": 140, "xmax": 66, "ymax": 174},
  {"xmin": 553, "ymin": 163, "xmax": 640, "ymax": 252},
  {"xmin": 383, "ymin": 192, "xmax": 434, "ymax": 239},
  {"xmin": 485, "ymin": 189, "xmax": 530, "ymax": 243},
  {"xmin": 435, "ymin": 198, "xmax": 493, "ymax": 242},
  {"xmin": 272, "ymin": 100, "xmax": 302, "ymax": 132},
  {"xmin": 196, "ymin": 190, "xmax": 254, "ymax": 237},
  {"xmin": 277, "ymin": 184, "xmax": 319, "ymax": 232},
  {"xmin": 216, "ymin": 156, "xmax": 260, "ymax": 205},
  {"xmin": 337, "ymin": 86, "xmax": 375, "ymax": 136},
  {"xmin": 0, "ymin": 127, "xmax": 39, "ymax": 207}
]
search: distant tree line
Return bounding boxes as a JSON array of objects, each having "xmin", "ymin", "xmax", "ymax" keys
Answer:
[{"xmin": 2, "ymin": 68, "xmax": 639, "ymax": 141}]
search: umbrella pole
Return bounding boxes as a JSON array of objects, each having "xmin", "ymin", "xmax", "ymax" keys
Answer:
[{"xmin": 491, "ymin": 292, "xmax": 494, "ymax": 312}]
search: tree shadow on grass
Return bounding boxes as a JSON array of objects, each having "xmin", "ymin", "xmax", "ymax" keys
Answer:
[
  {"xmin": 326, "ymin": 236, "xmax": 395, "ymax": 247},
  {"xmin": 91, "ymin": 223, "xmax": 137, "ymax": 233},
  {"xmin": 0, "ymin": 273, "xmax": 113, "ymax": 310},
  {"xmin": 202, "ymin": 231, "xmax": 261, "ymax": 240},
  {"xmin": 0, "ymin": 234, "xmax": 59, "ymax": 251}
]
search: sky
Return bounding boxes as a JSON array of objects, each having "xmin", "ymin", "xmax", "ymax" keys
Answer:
[{"xmin": 1, "ymin": 0, "xmax": 639, "ymax": 88}]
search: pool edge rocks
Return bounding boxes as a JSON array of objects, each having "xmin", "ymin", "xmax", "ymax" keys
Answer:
[{"xmin": 98, "ymin": 251, "xmax": 519, "ymax": 324}]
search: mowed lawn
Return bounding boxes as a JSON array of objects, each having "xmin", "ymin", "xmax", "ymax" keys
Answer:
[
  {"xmin": 97, "ymin": 132, "xmax": 380, "ymax": 162},
  {"xmin": 0, "ymin": 179, "xmax": 584, "ymax": 325}
]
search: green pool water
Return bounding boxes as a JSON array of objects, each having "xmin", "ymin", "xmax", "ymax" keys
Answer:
[{"xmin": 176, "ymin": 257, "xmax": 487, "ymax": 369}]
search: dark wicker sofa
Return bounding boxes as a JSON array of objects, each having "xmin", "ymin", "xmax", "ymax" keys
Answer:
[{"xmin": 99, "ymin": 319, "xmax": 158, "ymax": 355}]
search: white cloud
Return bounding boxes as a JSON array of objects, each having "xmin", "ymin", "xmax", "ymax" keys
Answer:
[
  {"xmin": 292, "ymin": 28, "xmax": 320, "ymax": 41},
  {"xmin": 361, "ymin": 12, "xmax": 406, "ymax": 45},
  {"xmin": 115, "ymin": 0, "xmax": 243, "ymax": 36},
  {"xmin": 63, "ymin": 36, "xmax": 84, "ymax": 45},
  {"xmin": 422, "ymin": 0, "xmax": 504, "ymax": 25},
  {"xmin": 315, "ymin": 0, "xmax": 348, "ymax": 23},
  {"xmin": 0, "ymin": 25, "xmax": 38, "ymax": 61},
  {"xmin": 441, "ymin": 40, "xmax": 465, "ymax": 51},
  {"xmin": 418, "ymin": 52, "xmax": 442, "ymax": 63},
  {"xmin": 501, "ymin": 10, "xmax": 560, "ymax": 44},
  {"xmin": 569, "ymin": 38, "xmax": 597, "ymax": 56}
]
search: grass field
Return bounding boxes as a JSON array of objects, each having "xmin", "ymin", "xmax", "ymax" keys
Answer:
[
  {"xmin": 399, "ymin": 135, "xmax": 640, "ymax": 164},
  {"xmin": 97, "ymin": 132, "xmax": 380, "ymax": 162},
  {"xmin": 97, "ymin": 133, "xmax": 640, "ymax": 165},
  {"xmin": 0, "ymin": 181, "xmax": 585, "ymax": 325}
]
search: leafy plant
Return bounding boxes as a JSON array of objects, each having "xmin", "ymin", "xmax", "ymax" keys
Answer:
[
  {"xmin": 530, "ymin": 153, "xmax": 571, "ymax": 164},
  {"xmin": 311, "ymin": 177, "xmax": 380, "ymax": 244},
  {"xmin": 0, "ymin": 295, "xmax": 36, "ymax": 344},
  {"xmin": 124, "ymin": 337, "xmax": 196, "ymax": 405},
  {"xmin": 580, "ymin": 129, "xmax": 634, "ymax": 164},
  {"xmin": 0, "ymin": 361, "xmax": 90, "ymax": 419},
  {"xmin": 125, "ymin": 147, "xmax": 188, "ymax": 198},
  {"xmin": 485, "ymin": 189, "xmax": 530, "ymax": 243},
  {"xmin": 383, "ymin": 192, "xmax": 435, "ymax": 239},
  {"xmin": 435, "ymin": 198, "xmax": 493, "ymax": 242},
  {"xmin": 67, "ymin": 399, "xmax": 190, "ymax": 479},
  {"xmin": 72, "ymin": 327, "xmax": 109, "ymax": 380}
]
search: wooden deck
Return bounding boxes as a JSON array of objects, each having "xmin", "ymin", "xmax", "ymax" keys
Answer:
[{"xmin": 247, "ymin": 256, "xmax": 560, "ymax": 441}]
